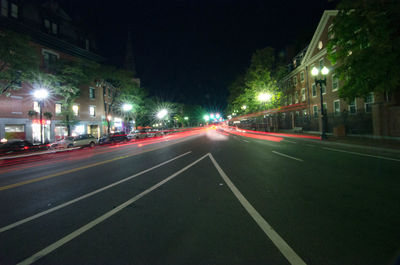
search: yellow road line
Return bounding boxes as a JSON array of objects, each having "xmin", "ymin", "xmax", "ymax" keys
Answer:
[{"xmin": 0, "ymin": 138, "xmax": 193, "ymax": 191}]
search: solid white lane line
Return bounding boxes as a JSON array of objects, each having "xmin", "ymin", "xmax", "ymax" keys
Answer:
[
  {"xmin": 242, "ymin": 139, "xmax": 250, "ymax": 143},
  {"xmin": 272, "ymin": 151, "xmax": 303, "ymax": 162},
  {"xmin": 283, "ymin": 140, "xmax": 297, "ymax": 144},
  {"xmin": 0, "ymin": 151, "xmax": 192, "ymax": 234},
  {"xmin": 17, "ymin": 153, "xmax": 209, "ymax": 265},
  {"xmin": 208, "ymin": 154, "xmax": 307, "ymax": 265},
  {"xmin": 322, "ymin": 147, "xmax": 400, "ymax": 162}
]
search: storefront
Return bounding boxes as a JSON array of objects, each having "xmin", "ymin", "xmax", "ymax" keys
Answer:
[{"xmin": 31, "ymin": 119, "xmax": 51, "ymax": 143}]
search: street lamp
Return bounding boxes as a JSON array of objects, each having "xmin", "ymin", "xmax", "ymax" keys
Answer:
[
  {"xmin": 203, "ymin": 114, "xmax": 210, "ymax": 122},
  {"xmin": 257, "ymin": 93, "xmax": 272, "ymax": 102},
  {"xmin": 241, "ymin": 105, "xmax": 247, "ymax": 110},
  {"xmin": 311, "ymin": 66, "xmax": 329, "ymax": 139},
  {"xmin": 33, "ymin": 88, "xmax": 48, "ymax": 144},
  {"xmin": 122, "ymin": 103, "xmax": 133, "ymax": 112},
  {"xmin": 156, "ymin": 109, "xmax": 168, "ymax": 120}
]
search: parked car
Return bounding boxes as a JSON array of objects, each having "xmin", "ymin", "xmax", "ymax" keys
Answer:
[
  {"xmin": 0, "ymin": 139, "xmax": 50, "ymax": 155},
  {"xmin": 98, "ymin": 132, "xmax": 129, "ymax": 145},
  {"xmin": 146, "ymin": 129, "xmax": 163, "ymax": 138},
  {"xmin": 52, "ymin": 134, "xmax": 97, "ymax": 149}
]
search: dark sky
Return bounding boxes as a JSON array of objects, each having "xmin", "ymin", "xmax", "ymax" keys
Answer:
[{"xmin": 60, "ymin": 0, "xmax": 337, "ymax": 110}]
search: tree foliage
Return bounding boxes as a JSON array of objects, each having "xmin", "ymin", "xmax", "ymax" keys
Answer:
[
  {"xmin": 0, "ymin": 30, "xmax": 40, "ymax": 95},
  {"xmin": 327, "ymin": 0, "xmax": 400, "ymax": 100}
]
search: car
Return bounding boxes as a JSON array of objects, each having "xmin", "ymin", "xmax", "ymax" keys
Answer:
[
  {"xmin": 53, "ymin": 134, "xmax": 97, "ymax": 148},
  {"xmin": 0, "ymin": 139, "xmax": 49, "ymax": 154},
  {"xmin": 98, "ymin": 131, "xmax": 129, "ymax": 145}
]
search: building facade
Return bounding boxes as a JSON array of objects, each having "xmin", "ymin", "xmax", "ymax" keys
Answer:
[{"xmin": 0, "ymin": 1, "xmax": 119, "ymax": 142}]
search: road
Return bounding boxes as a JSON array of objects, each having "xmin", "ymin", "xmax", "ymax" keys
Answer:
[{"xmin": 0, "ymin": 128, "xmax": 399, "ymax": 265}]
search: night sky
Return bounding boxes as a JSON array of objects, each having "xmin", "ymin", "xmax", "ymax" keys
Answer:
[{"xmin": 60, "ymin": 0, "xmax": 337, "ymax": 110}]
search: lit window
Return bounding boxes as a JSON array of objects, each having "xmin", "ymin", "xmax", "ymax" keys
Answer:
[
  {"xmin": 332, "ymin": 74, "xmax": 339, "ymax": 91},
  {"xmin": 333, "ymin": 100, "xmax": 340, "ymax": 116},
  {"xmin": 301, "ymin": 88, "xmax": 306, "ymax": 101},
  {"xmin": 312, "ymin": 83, "xmax": 317, "ymax": 97},
  {"xmin": 349, "ymin": 99, "xmax": 356, "ymax": 114},
  {"xmin": 72, "ymin": 105, "xmax": 79, "ymax": 116},
  {"xmin": 89, "ymin": 87, "xmax": 95, "ymax": 99},
  {"xmin": 10, "ymin": 3, "xmax": 17, "ymax": 18},
  {"xmin": 89, "ymin": 106, "xmax": 95, "ymax": 117},
  {"xmin": 365, "ymin": 92, "xmax": 374, "ymax": 113},
  {"xmin": 313, "ymin": 105, "xmax": 318, "ymax": 118},
  {"xmin": 55, "ymin": 103, "xmax": 62, "ymax": 115},
  {"xmin": 1, "ymin": 0, "xmax": 8, "ymax": 17},
  {"xmin": 33, "ymin": 101, "xmax": 40, "ymax": 112}
]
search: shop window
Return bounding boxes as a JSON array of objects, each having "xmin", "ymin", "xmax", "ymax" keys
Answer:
[{"xmin": 5, "ymin": 124, "xmax": 25, "ymax": 140}]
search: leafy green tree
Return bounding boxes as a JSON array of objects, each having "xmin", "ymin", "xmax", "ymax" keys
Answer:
[
  {"xmin": 0, "ymin": 30, "xmax": 40, "ymax": 95},
  {"xmin": 327, "ymin": 0, "xmax": 400, "ymax": 100}
]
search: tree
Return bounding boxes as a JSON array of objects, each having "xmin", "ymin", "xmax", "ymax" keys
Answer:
[
  {"xmin": 327, "ymin": 0, "xmax": 400, "ymax": 101},
  {"xmin": 0, "ymin": 30, "xmax": 40, "ymax": 95}
]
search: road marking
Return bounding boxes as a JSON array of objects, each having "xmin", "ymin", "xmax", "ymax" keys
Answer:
[
  {"xmin": 322, "ymin": 147, "xmax": 400, "ymax": 162},
  {"xmin": 0, "ymin": 151, "xmax": 192, "ymax": 234},
  {"xmin": 283, "ymin": 139, "xmax": 297, "ymax": 144},
  {"xmin": 0, "ymin": 137, "xmax": 198, "ymax": 191},
  {"xmin": 17, "ymin": 153, "xmax": 209, "ymax": 265},
  {"xmin": 272, "ymin": 151, "xmax": 303, "ymax": 162},
  {"xmin": 208, "ymin": 153, "xmax": 307, "ymax": 265},
  {"xmin": 241, "ymin": 139, "xmax": 250, "ymax": 143}
]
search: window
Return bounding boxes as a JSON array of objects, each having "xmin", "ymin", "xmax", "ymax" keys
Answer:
[
  {"xmin": 321, "ymin": 83, "xmax": 326, "ymax": 94},
  {"xmin": 5, "ymin": 125, "xmax": 25, "ymax": 140},
  {"xmin": 318, "ymin": 41, "xmax": 323, "ymax": 50},
  {"xmin": 33, "ymin": 101, "xmax": 40, "ymax": 112},
  {"xmin": 319, "ymin": 58, "xmax": 324, "ymax": 69},
  {"xmin": 42, "ymin": 50, "xmax": 58, "ymax": 70},
  {"xmin": 10, "ymin": 2, "xmax": 17, "ymax": 18},
  {"xmin": 313, "ymin": 105, "xmax": 318, "ymax": 118},
  {"xmin": 333, "ymin": 100, "xmax": 340, "ymax": 116},
  {"xmin": 365, "ymin": 92, "xmax": 374, "ymax": 113},
  {"xmin": 349, "ymin": 99, "xmax": 356, "ymax": 114},
  {"xmin": 52, "ymin": 23, "xmax": 58, "ymax": 34},
  {"xmin": 44, "ymin": 19, "xmax": 50, "ymax": 30},
  {"xmin": 72, "ymin": 105, "xmax": 79, "ymax": 116},
  {"xmin": 294, "ymin": 91, "xmax": 299, "ymax": 103},
  {"xmin": 55, "ymin": 103, "xmax": 62, "ymax": 115},
  {"xmin": 312, "ymin": 83, "xmax": 317, "ymax": 97},
  {"xmin": 1, "ymin": 0, "xmax": 8, "ymax": 17},
  {"xmin": 293, "ymin": 76, "xmax": 297, "ymax": 86},
  {"xmin": 89, "ymin": 87, "xmax": 95, "ymax": 99},
  {"xmin": 301, "ymin": 88, "xmax": 306, "ymax": 102},
  {"xmin": 288, "ymin": 94, "xmax": 292, "ymax": 105},
  {"xmin": 300, "ymin": 71, "xmax": 304, "ymax": 82},
  {"xmin": 89, "ymin": 106, "xmax": 95, "ymax": 117},
  {"xmin": 332, "ymin": 74, "xmax": 339, "ymax": 91}
]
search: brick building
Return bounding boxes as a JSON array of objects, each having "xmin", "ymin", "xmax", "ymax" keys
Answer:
[{"xmin": 0, "ymin": 1, "xmax": 123, "ymax": 142}]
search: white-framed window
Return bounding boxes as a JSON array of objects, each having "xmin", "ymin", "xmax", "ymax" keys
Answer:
[
  {"xmin": 89, "ymin": 106, "xmax": 96, "ymax": 117},
  {"xmin": 42, "ymin": 49, "xmax": 59, "ymax": 70},
  {"xmin": 89, "ymin": 87, "xmax": 95, "ymax": 99},
  {"xmin": 332, "ymin": 74, "xmax": 339, "ymax": 91},
  {"xmin": 349, "ymin": 99, "xmax": 356, "ymax": 114},
  {"xmin": 365, "ymin": 92, "xmax": 374, "ymax": 113},
  {"xmin": 295, "ymin": 91, "xmax": 299, "ymax": 103},
  {"xmin": 51, "ymin": 23, "xmax": 58, "ymax": 34},
  {"xmin": 10, "ymin": 2, "xmax": 17, "ymax": 18},
  {"xmin": 313, "ymin": 105, "xmax": 318, "ymax": 118},
  {"xmin": 321, "ymin": 83, "xmax": 326, "ymax": 95},
  {"xmin": 1, "ymin": 0, "xmax": 8, "ymax": 17},
  {"xmin": 312, "ymin": 83, "xmax": 317, "ymax": 97},
  {"xmin": 293, "ymin": 76, "xmax": 297, "ymax": 86},
  {"xmin": 33, "ymin": 101, "xmax": 40, "ymax": 112},
  {"xmin": 301, "ymin": 88, "xmax": 306, "ymax": 101},
  {"xmin": 288, "ymin": 94, "xmax": 292, "ymax": 105},
  {"xmin": 300, "ymin": 71, "xmax": 304, "ymax": 82},
  {"xmin": 333, "ymin": 100, "xmax": 340, "ymax": 116},
  {"xmin": 44, "ymin": 19, "xmax": 50, "ymax": 30},
  {"xmin": 72, "ymin": 105, "xmax": 79, "ymax": 116},
  {"xmin": 55, "ymin": 103, "xmax": 62, "ymax": 115}
]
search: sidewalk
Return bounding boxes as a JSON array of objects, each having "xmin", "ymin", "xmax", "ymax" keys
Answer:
[{"xmin": 0, "ymin": 147, "xmax": 81, "ymax": 160}]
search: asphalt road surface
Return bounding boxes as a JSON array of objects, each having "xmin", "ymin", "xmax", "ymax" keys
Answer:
[{"xmin": 0, "ymin": 128, "xmax": 399, "ymax": 265}]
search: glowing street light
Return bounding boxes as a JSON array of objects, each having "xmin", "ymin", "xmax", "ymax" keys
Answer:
[
  {"xmin": 203, "ymin": 115, "xmax": 210, "ymax": 121},
  {"xmin": 210, "ymin": 113, "xmax": 215, "ymax": 119},
  {"xmin": 241, "ymin": 105, "xmax": 247, "ymax": 110},
  {"xmin": 311, "ymin": 66, "xmax": 330, "ymax": 139},
  {"xmin": 184, "ymin": 116, "xmax": 189, "ymax": 120},
  {"xmin": 33, "ymin": 88, "xmax": 49, "ymax": 144},
  {"xmin": 257, "ymin": 93, "xmax": 272, "ymax": 102},
  {"xmin": 215, "ymin": 113, "xmax": 220, "ymax": 119},
  {"xmin": 156, "ymin": 109, "xmax": 168, "ymax": 119},
  {"xmin": 122, "ymin": 103, "xmax": 133, "ymax": 112}
]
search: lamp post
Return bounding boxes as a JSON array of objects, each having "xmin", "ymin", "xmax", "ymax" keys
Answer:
[
  {"xmin": 122, "ymin": 103, "xmax": 133, "ymax": 132},
  {"xmin": 157, "ymin": 109, "xmax": 168, "ymax": 131},
  {"xmin": 311, "ymin": 66, "xmax": 329, "ymax": 140},
  {"xmin": 33, "ymin": 88, "xmax": 48, "ymax": 144}
]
